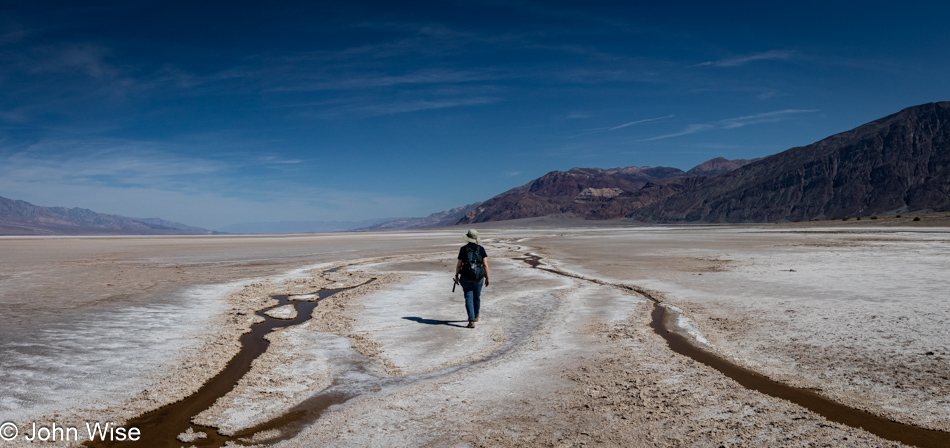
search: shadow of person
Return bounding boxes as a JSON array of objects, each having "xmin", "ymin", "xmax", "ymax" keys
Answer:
[{"xmin": 402, "ymin": 316, "xmax": 468, "ymax": 328}]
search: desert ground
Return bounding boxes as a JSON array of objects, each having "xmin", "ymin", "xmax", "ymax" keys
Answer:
[{"xmin": 1, "ymin": 216, "xmax": 949, "ymax": 447}]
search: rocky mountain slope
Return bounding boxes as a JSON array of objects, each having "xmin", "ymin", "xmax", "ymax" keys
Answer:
[
  {"xmin": 634, "ymin": 101, "xmax": 950, "ymax": 223},
  {"xmin": 0, "ymin": 196, "xmax": 214, "ymax": 235},
  {"xmin": 455, "ymin": 162, "xmax": 747, "ymax": 224}
]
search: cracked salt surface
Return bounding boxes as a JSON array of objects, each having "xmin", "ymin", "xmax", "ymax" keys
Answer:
[
  {"xmin": 200, "ymin": 255, "xmax": 576, "ymax": 440},
  {"xmin": 540, "ymin": 226, "xmax": 950, "ymax": 432},
  {"xmin": 0, "ymin": 258, "xmax": 349, "ymax": 437},
  {"xmin": 0, "ymin": 282, "xmax": 230, "ymax": 423}
]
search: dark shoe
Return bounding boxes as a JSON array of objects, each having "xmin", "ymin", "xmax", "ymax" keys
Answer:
[
  {"xmin": 474, "ymin": 317, "xmax": 479, "ymax": 322},
  {"xmin": 467, "ymin": 321, "xmax": 475, "ymax": 328}
]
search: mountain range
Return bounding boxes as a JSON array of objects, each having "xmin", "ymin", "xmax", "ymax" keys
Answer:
[
  {"xmin": 369, "ymin": 101, "xmax": 950, "ymax": 228},
  {"xmin": 219, "ymin": 218, "xmax": 397, "ymax": 234},
  {"xmin": 454, "ymin": 159, "xmax": 758, "ymax": 224},
  {"xmin": 361, "ymin": 157, "xmax": 760, "ymax": 230},
  {"xmin": 0, "ymin": 196, "xmax": 215, "ymax": 235}
]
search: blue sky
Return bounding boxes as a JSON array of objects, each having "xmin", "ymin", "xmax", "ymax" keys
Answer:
[{"xmin": 2, "ymin": 1, "xmax": 949, "ymax": 229}]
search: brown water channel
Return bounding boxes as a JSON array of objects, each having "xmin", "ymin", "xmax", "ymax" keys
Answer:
[
  {"xmin": 86, "ymin": 256, "xmax": 560, "ymax": 448},
  {"xmin": 516, "ymin": 252, "xmax": 950, "ymax": 448},
  {"xmin": 85, "ymin": 277, "xmax": 371, "ymax": 448}
]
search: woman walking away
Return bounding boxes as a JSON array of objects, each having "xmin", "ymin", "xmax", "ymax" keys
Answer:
[{"xmin": 455, "ymin": 229, "xmax": 489, "ymax": 328}]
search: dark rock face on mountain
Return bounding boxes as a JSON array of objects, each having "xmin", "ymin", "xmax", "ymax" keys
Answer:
[
  {"xmin": 635, "ymin": 101, "xmax": 950, "ymax": 223},
  {"xmin": 0, "ymin": 196, "xmax": 214, "ymax": 235},
  {"xmin": 586, "ymin": 176, "xmax": 710, "ymax": 220},
  {"xmin": 360, "ymin": 202, "xmax": 482, "ymax": 230}
]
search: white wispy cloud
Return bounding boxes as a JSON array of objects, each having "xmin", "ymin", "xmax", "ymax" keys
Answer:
[
  {"xmin": 697, "ymin": 50, "xmax": 798, "ymax": 67},
  {"xmin": 639, "ymin": 109, "xmax": 817, "ymax": 141},
  {"xmin": 640, "ymin": 124, "xmax": 715, "ymax": 141},
  {"xmin": 608, "ymin": 114, "xmax": 676, "ymax": 130},
  {"xmin": 267, "ymin": 68, "xmax": 503, "ymax": 92},
  {"xmin": 719, "ymin": 109, "xmax": 817, "ymax": 128},
  {"xmin": 258, "ymin": 155, "xmax": 304, "ymax": 165},
  {"xmin": 0, "ymin": 18, "xmax": 33, "ymax": 45},
  {"xmin": 324, "ymin": 96, "xmax": 500, "ymax": 117},
  {"xmin": 330, "ymin": 22, "xmax": 504, "ymax": 59},
  {"xmin": 569, "ymin": 114, "xmax": 675, "ymax": 138},
  {"xmin": 29, "ymin": 43, "xmax": 120, "ymax": 79},
  {"xmin": 1, "ymin": 140, "xmax": 226, "ymax": 189},
  {"xmin": 0, "ymin": 108, "xmax": 29, "ymax": 123}
]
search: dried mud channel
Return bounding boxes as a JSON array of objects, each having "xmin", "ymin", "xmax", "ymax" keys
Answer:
[
  {"xmin": 517, "ymin": 251, "xmax": 950, "ymax": 448},
  {"xmin": 85, "ymin": 273, "xmax": 373, "ymax": 448}
]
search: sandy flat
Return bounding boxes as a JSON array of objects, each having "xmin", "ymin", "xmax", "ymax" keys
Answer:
[{"xmin": 1, "ymin": 224, "xmax": 947, "ymax": 447}]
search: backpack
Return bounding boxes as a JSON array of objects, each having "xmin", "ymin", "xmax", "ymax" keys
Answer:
[{"xmin": 459, "ymin": 245, "xmax": 486, "ymax": 281}]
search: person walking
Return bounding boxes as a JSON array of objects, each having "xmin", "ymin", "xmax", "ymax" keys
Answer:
[{"xmin": 455, "ymin": 229, "xmax": 489, "ymax": 328}]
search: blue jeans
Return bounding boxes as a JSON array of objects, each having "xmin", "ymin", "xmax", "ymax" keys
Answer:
[{"xmin": 460, "ymin": 278, "xmax": 483, "ymax": 322}]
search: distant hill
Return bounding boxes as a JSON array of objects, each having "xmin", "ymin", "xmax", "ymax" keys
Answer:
[
  {"xmin": 634, "ymin": 101, "xmax": 950, "ymax": 222},
  {"xmin": 133, "ymin": 217, "xmax": 216, "ymax": 234},
  {"xmin": 359, "ymin": 203, "xmax": 482, "ymax": 230},
  {"xmin": 686, "ymin": 157, "xmax": 762, "ymax": 177},
  {"xmin": 219, "ymin": 218, "xmax": 397, "ymax": 234},
  {"xmin": 0, "ymin": 196, "xmax": 215, "ymax": 235}
]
